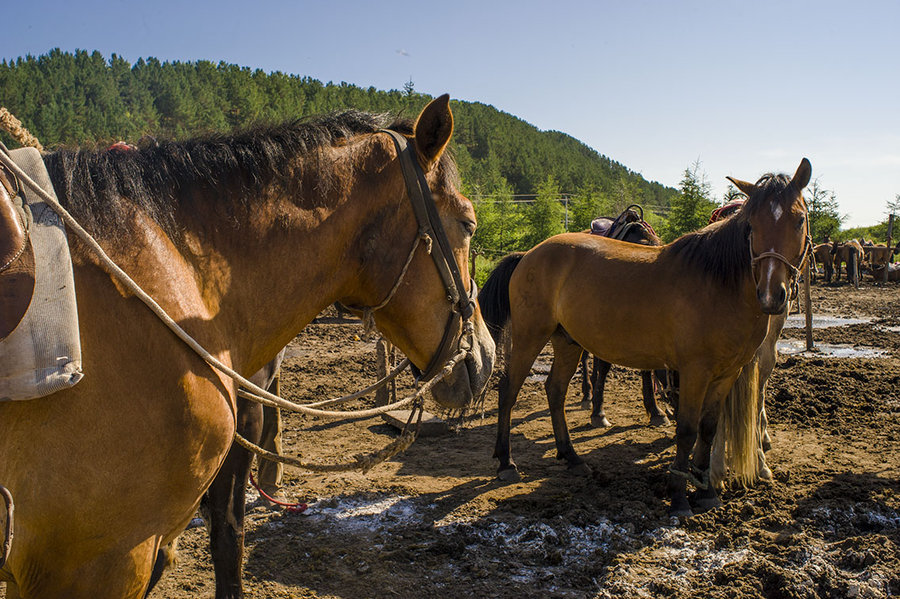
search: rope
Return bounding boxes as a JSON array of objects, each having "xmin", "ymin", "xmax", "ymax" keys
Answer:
[
  {"xmin": 351, "ymin": 232, "xmax": 432, "ymax": 335},
  {"xmin": 237, "ymin": 350, "xmax": 462, "ymax": 420},
  {"xmin": 248, "ymin": 471, "xmax": 307, "ymax": 513},
  {"xmin": 0, "ymin": 108, "xmax": 43, "ymax": 152},
  {"xmin": 238, "ymin": 357, "xmax": 410, "ymax": 411},
  {"xmin": 233, "ymin": 350, "xmax": 463, "ymax": 472}
]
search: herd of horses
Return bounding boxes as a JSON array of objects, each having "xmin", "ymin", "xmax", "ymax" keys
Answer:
[
  {"xmin": 812, "ymin": 237, "xmax": 900, "ymax": 286},
  {"xmin": 0, "ymin": 94, "xmax": 863, "ymax": 597}
]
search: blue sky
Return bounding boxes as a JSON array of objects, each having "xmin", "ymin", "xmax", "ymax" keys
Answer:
[{"xmin": 2, "ymin": 0, "xmax": 898, "ymax": 228}]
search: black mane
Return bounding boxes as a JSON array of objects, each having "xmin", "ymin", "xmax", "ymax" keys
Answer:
[
  {"xmin": 42, "ymin": 110, "xmax": 407, "ymax": 237},
  {"xmin": 667, "ymin": 173, "xmax": 795, "ymax": 290}
]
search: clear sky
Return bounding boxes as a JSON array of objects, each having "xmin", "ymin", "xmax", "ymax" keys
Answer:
[{"xmin": 2, "ymin": 0, "xmax": 898, "ymax": 227}]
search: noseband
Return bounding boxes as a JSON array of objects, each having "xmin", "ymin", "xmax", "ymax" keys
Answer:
[
  {"xmin": 748, "ymin": 224, "xmax": 812, "ymax": 300},
  {"xmin": 375, "ymin": 129, "xmax": 477, "ymax": 382}
]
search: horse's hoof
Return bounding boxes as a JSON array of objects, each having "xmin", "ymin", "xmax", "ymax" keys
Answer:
[
  {"xmin": 669, "ymin": 505, "xmax": 693, "ymax": 518},
  {"xmin": 757, "ymin": 464, "xmax": 774, "ymax": 481},
  {"xmin": 590, "ymin": 415, "xmax": 612, "ymax": 428},
  {"xmin": 497, "ymin": 467, "xmax": 522, "ymax": 483},
  {"xmin": 568, "ymin": 462, "xmax": 593, "ymax": 477},
  {"xmin": 693, "ymin": 495, "xmax": 723, "ymax": 512},
  {"xmin": 579, "ymin": 400, "xmax": 592, "ymax": 411},
  {"xmin": 649, "ymin": 415, "xmax": 671, "ymax": 427}
]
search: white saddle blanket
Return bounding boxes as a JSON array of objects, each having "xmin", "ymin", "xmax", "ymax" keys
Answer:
[{"xmin": 0, "ymin": 146, "xmax": 83, "ymax": 401}]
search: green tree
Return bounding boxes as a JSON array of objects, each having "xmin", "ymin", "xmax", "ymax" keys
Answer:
[
  {"xmin": 523, "ymin": 174, "xmax": 565, "ymax": 248},
  {"xmin": 806, "ymin": 178, "xmax": 844, "ymax": 243},
  {"xmin": 886, "ymin": 194, "xmax": 900, "ymax": 218},
  {"xmin": 663, "ymin": 160, "xmax": 717, "ymax": 242},
  {"xmin": 569, "ymin": 183, "xmax": 610, "ymax": 231},
  {"xmin": 472, "ymin": 177, "xmax": 520, "ymax": 254}
]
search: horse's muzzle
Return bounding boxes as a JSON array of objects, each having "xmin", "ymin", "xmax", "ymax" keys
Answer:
[
  {"xmin": 758, "ymin": 283, "xmax": 788, "ymax": 315},
  {"xmin": 429, "ymin": 318, "xmax": 495, "ymax": 410}
]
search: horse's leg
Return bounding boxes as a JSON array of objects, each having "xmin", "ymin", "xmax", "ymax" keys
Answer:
[
  {"xmin": 579, "ymin": 351, "xmax": 592, "ymax": 410},
  {"xmin": 206, "ymin": 398, "xmax": 263, "ymax": 599},
  {"xmin": 257, "ymin": 404, "xmax": 284, "ymax": 498},
  {"xmin": 144, "ymin": 540, "xmax": 178, "ymax": 598},
  {"xmin": 641, "ymin": 370, "xmax": 670, "ymax": 426},
  {"xmin": 547, "ymin": 332, "xmax": 590, "ymax": 474},
  {"xmin": 590, "ymin": 357, "xmax": 613, "ymax": 428},
  {"xmin": 666, "ymin": 369, "xmax": 709, "ymax": 517},
  {"xmin": 256, "ymin": 366, "xmax": 284, "ymax": 501},
  {"xmin": 691, "ymin": 401, "xmax": 727, "ymax": 512},
  {"xmin": 495, "ymin": 329, "xmax": 552, "ymax": 482}
]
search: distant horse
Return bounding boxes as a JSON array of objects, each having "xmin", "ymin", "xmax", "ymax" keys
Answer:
[
  {"xmin": 831, "ymin": 239, "xmax": 864, "ymax": 286},
  {"xmin": 479, "ymin": 159, "xmax": 811, "ymax": 516},
  {"xmin": 862, "ymin": 241, "xmax": 900, "ymax": 275},
  {"xmin": 873, "ymin": 263, "xmax": 900, "ymax": 281},
  {"xmin": 579, "ymin": 206, "xmax": 671, "ymax": 427},
  {"xmin": 0, "ymin": 95, "xmax": 495, "ymax": 598},
  {"xmin": 812, "ymin": 243, "xmax": 834, "ymax": 283}
]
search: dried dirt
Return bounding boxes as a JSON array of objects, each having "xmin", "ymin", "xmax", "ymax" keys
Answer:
[{"xmin": 150, "ymin": 280, "xmax": 900, "ymax": 599}]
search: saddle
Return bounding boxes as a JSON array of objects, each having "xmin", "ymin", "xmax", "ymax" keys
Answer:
[
  {"xmin": 0, "ymin": 162, "xmax": 34, "ymax": 341},
  {"xmin": 709, "ymin": 199, "xmax": 745, "ymax": 224},
  {"xmin": 0, "ymin": 145, "xmax": 83, "ymax": 401},
  {"xmin": 590, "ymin": 205, "xmax": 650, "ymax": 240}
]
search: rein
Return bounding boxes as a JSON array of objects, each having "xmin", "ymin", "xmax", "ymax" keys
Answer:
[{"xmin": 0, "ymin": 123, "xmax": 478, "ymax": 475}]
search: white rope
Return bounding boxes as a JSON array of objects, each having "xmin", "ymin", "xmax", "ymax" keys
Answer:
[{"xmin": 237, "ymin": 357, "xmax": 409, "ymax": 411}]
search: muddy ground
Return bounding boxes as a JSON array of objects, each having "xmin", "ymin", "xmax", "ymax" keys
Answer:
[{"xmin": 152, "ymin": 279, "xmax": 900, "ymax": 599}]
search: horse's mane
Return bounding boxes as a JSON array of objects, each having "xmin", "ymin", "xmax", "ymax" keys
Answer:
[
  {"xmin": 42, "ymin": 110, "xmax": 454, "ymax": 237},
  {"xmin": 667, "ymin": 173, "xmax": 794, "ymax": 291}
]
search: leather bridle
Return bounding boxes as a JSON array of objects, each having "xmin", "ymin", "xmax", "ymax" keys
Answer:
[{"xmin": 377, "ymin": 129, "xmax": 478, "ymax": 382}]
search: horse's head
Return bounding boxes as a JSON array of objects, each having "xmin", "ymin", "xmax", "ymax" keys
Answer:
[
  {"xmin": 356, "ymin": 96, "xmax": 495, "ymax": 410},
  {"xmin": 727, "ymin": 158, "xmax": 811, "ymax": 315}
]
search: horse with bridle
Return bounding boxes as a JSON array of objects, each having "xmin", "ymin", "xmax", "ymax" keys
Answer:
[
  {"xmin": 479, "ymin": 159, "xmax": 811, "ymax": 516},
  {"xmin": 0, "ymin": 95, "xmax": 495, "ymax": 598},
  {"xmin": 578, "ymin": 205, "xmax": 671, "ymax": 427}
]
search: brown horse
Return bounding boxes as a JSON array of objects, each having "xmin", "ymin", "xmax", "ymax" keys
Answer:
[
  {"xmin": 0, "ymin": 95, "xmax": 495, "ymax": 598},
  {"xmin": 580, "ymin": 206, "xmax": 671, "ymax": 427},
  {"xmin": 479, "ymin": 159, "xmax": 811, "ymax": 517},
  {"xmin": 812, "ymin": 242, "xmax": 834, "ymax": 283},
  {"xmin": 862, "ymin": 241, "xmax": 900, "ymax": 274},
  {"xmin": 831, "ymin": 239, "xmax": 864, "ymax": 286}
]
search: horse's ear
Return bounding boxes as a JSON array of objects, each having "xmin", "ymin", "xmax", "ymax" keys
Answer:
[
  {"xmin": 726, "ymin": 176, "xmax": 755, "ymax": 197},
  {"xmin": 414, "ymin": 94, "xmax": 453, "ymax": 172},
  {"xmin": 791, "ymin": 158, "xmax": 812, "ymax": 190}
]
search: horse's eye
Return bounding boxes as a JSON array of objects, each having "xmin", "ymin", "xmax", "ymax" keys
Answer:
[
  {"xmin": 461, "ymin": 220, "xmax": 476, "ymax": 236},
  {"xmin": 796, "ymin": 216, "xmax": 806, "ymax": 230}
]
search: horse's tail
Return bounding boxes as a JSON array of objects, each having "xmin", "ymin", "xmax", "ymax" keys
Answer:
[
  {"xmin": 477, "ymin": 252, "xmax": 525, "ymax": 344},
  {"xmin": 718, "ymin": 357, "xmax": 761, "ymax": 487}
]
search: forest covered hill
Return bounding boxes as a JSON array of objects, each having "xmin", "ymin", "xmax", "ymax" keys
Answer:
[{"xmin": 0, "ymin": 49, "xmax": 677, "ymax": 215}]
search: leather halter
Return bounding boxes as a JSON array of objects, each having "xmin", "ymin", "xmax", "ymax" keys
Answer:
[
  {"xmin": 379, "ymin": 129, "xmax": 477, "ymax": 382},
  {"xmin": 748, "ymin": 197, "xmax": 812, "ymax": 301}
]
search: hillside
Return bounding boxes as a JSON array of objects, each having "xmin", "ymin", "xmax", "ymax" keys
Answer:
[{"xmin": 0, "ymin": 49, "xmax": 677, "ymax": 210}]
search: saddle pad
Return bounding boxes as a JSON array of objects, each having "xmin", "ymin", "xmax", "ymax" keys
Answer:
[{"xmin": 0, "ymin": 147, "xmax": 83, "ymax": 401}]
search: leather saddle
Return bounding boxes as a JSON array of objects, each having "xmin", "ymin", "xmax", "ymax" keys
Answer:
[{"xmin": 0, "ymin": 163, "xmax": 34, "ymax": 341}]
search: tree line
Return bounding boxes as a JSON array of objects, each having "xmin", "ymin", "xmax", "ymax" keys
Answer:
[{"xmin": 0, "ymin": 49, "xmax": 874, "ymax": 265}]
